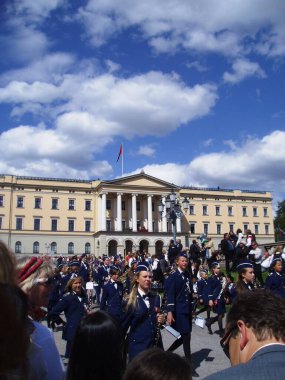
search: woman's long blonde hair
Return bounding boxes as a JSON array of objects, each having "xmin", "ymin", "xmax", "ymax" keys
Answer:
[{"xmin": 126, "ymin": 273, "xmax": 140, "ymax": 312}]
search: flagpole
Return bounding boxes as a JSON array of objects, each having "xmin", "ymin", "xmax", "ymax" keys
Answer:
[{"xmin": 122, "ymin": 143, "xmax": 124, "ymax": 177}]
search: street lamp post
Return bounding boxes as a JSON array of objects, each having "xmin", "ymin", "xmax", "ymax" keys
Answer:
[{"xmin": 158, "ymin": 192, "xmax": 189, "ymax": 243}]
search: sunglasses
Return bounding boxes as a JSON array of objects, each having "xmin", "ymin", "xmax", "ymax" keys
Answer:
[{"xmin": 220, "ymin": 325, "xmax": 238, "ymax": 358}]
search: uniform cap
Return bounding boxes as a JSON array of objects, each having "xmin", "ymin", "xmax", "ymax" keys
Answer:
[
  {"xmin": 210, "ymin": 261, "xmax": 220, "ymax": 268},
  {"xmin": 135, "ymin": 264, "xmax": 150, "ymax": 273},
  {"xmin": 236, "ymin": 262, "xmax": 253, "ymax": 271}
]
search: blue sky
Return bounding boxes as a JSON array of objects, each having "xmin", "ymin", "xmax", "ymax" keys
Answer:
[{"xmin": 0, "ymin": 0, "xmax": 285, "ymax": 204}]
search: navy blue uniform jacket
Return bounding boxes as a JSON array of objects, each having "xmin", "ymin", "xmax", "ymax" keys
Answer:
[
  {"xmin": 265, "ymin": 271, "xmax": 285, "ymax": 299},
  {"xmin": 205, "ymin": 275, "xmax": 225, "ymax": 314},
  {"xmin": 100, "ymin": 280, "xmax": 124, "ymax": 318},
  {"xmin": 197, "ymin": 278, "xmax": 208, "ymax": 304},
  {"xmin": 50, "ymin": 292, "xmax": 87, "ymax": 342},
  {"xmin": 98, "ymin": 265, "xmax": 109, "ymax": 285},
  {"xmin": 166, "ymin": 269, "xmax": 193, "ymax": 333},
  {"xmin": 122, "ymin": 293, "xmax": 160, "ymax": 361}
]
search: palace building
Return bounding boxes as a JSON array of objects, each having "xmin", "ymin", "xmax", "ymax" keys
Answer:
[{"xmin": 0, "ymin": 173, "xmax": 274, "ymax": 256}]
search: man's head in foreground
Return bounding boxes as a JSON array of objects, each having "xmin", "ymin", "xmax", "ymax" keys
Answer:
[{"xmin": 220, "ymin": 289, "xmax": 285, "ymax": 365}]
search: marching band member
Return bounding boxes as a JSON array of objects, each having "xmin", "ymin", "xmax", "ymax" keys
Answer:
[
  {"xmin": 122, "ymin": 265, "xmax": 164, "ymax": 361},
  {"xmin": 230, "ymin": 262, "xmax": 255, "ymax": 300},
  {"xmin": 100, "ymin": 267, "xmax": 124, "ymax": 323},
  {"xmin": 165, "ymin": 253, "xmax": 197, "ymax": 376},
  {"xmin": 205, "ymin": 262, "xmax": 226, "ymax": 337},
  {"xmin": 265, "ymin": 258, "xmax": 285, "ymax": 299},
  {"xmin": 50, "ymin": 276, "xmax": 88, "ymax": 358}
]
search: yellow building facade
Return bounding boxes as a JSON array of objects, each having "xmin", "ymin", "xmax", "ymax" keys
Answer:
[{"xmin": 0, "ymin": 173, "xmax": 274, "ymax": 256}]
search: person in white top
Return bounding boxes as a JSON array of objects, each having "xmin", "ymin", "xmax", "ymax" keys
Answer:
[{"xmin": 248, "ymin": 241, "xmax": 264, "ymax": 287}]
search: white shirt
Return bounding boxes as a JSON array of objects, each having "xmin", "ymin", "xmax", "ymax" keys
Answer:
[
  {"xmin": 249, "ymin": 247, "xmax": 263, "ymax": 264},
  {"xmin": 138, "ymin": 288, "xmax": 150, "ymax": 308}
]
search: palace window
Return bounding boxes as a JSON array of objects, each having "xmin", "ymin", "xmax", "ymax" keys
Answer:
[
  {"xmin": 16, "ymin": 217, "xmax": 23, "ymax": 230},
  {"xmin": 85, "ymin": 243, "xmax": 91, "ymax": 254},
  {"xmin": 33, "ymin": 241, "xmax": 39, "ymax": 254},
  {"xmin": 85, "ymin": 200, "xmax": 91, "ymax": 211},
  {"xmin": 52, "ymin": 198, "xmax": 58, "ymax": 210},
  {"xmin": 51, "ymin": 242, "xmax": 57, "ymax": 254},
  {"xmin": 190, "ymin": 223, "xmax": 195, "ymax": 234},
  {"xmin": 68, "ymin": 219, "xmax": 75, "ymax": 232},
  {"xmin": 51, "ymin": 219, "xmax": 58, "ymax": 232},
  {"xmin": 17, "ymin": 196, "xmax": 24, "ymax": 208},
  {"xmin": 34, "ymin": 197, "xmax": 41, "ymax": 209},
  {"xmin": 216, "ymin": 223, "xmax": 221, "ymax": 235},
  {"xmin": 85, "ymin": 220, "xmax": 91, "ymax": 232},
  {"xmin": 15, "ymin": 241, "xmax": 22, "ymax": 254},
  {"xmin": 69, "ymin": 199, "xmax": 75, "ymax": 210},
  {"xmin": 68, "ymin": 242, "xmax": 74, "ymax": 254},
  {"xmin": 34, "ymin": 218, "xmax": 41, "ymax": 231}
]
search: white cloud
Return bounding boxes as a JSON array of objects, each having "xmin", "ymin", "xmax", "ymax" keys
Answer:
[
  {"xmin": 0, "ymin": 81, "xmax": 64, "ymax": 104},
  {"xmin": 125, "ymin": 130, "xmax": 285, "ymax": 192},
  {"xmin": 0, "ymin": 53, "xmax": 75, "ymax": 85},
  {"xmin": 0, "ymin": 69, "xmax": 218, "ymax": 138},
  {"xmin": 0, "ymin": 67, "xmax": 218, "ymax": 179},
  {"xmin": 76, "ymin": 0, "xmax": 285, "ymax": 58},
  {"xmin": 0, "ymin": 123, "xmax": 113, "ymax": 179},
  {"xmin": 127, "ymin": 163, "xmax": 190, "ymax": 186},
  {"xmin": 138, "ymin": 145, "xmax": 156, "ymax": 158},
  {"xmin": 223, "ymin": 59, "xmax": 266, "ymax": 84}
]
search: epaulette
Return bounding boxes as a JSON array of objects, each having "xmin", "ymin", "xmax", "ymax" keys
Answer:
[{"xmin": 63, "ymin": 292, "xmax": 71, "ymax": 297}]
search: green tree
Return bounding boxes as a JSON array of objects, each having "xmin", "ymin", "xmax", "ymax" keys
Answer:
[{"xmin": 274, "ymin": 200, "xmax": 285, "ymax": 241}]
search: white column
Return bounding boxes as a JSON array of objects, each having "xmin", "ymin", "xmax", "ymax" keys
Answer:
[
  {"xmin": 132, "ymin": 194, "xmax": 137, "ymax": 232},
  {"xmin": 147, "ymin": 194, "xmax": 153, "ymax": 232},
  {"xmin": 101, "ymin": 192, "xmax": 107, "ymax": 231},
  {"xmin": 117, "ymin": 193, "xmax": 122, "ymax": 231},
  {"xmin": 98, "ymin": 193, "xmax": 102, "ymax": 230},
  {"xmin": 158, "ymin": 202, "xmax": 162, "ymax": 232},
  {"xmin": 128, "ymin": 197, "xmax": 132, "ymax": 229},
  {"xmin": 176, "ymin": 214, "xmax": 182, "ymax": 233},
  {"xmin": 143, "ymin": 198, "xmax": 148, "ymax": 228},
  {"xmin": 162, "ymin": 196, "xmax": 167, "ymax": 232}
]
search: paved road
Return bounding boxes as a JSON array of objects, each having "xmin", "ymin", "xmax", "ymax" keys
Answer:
[{"xmin": 50, "ymin": 308, "xmax": 230, "ymax": 379}]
